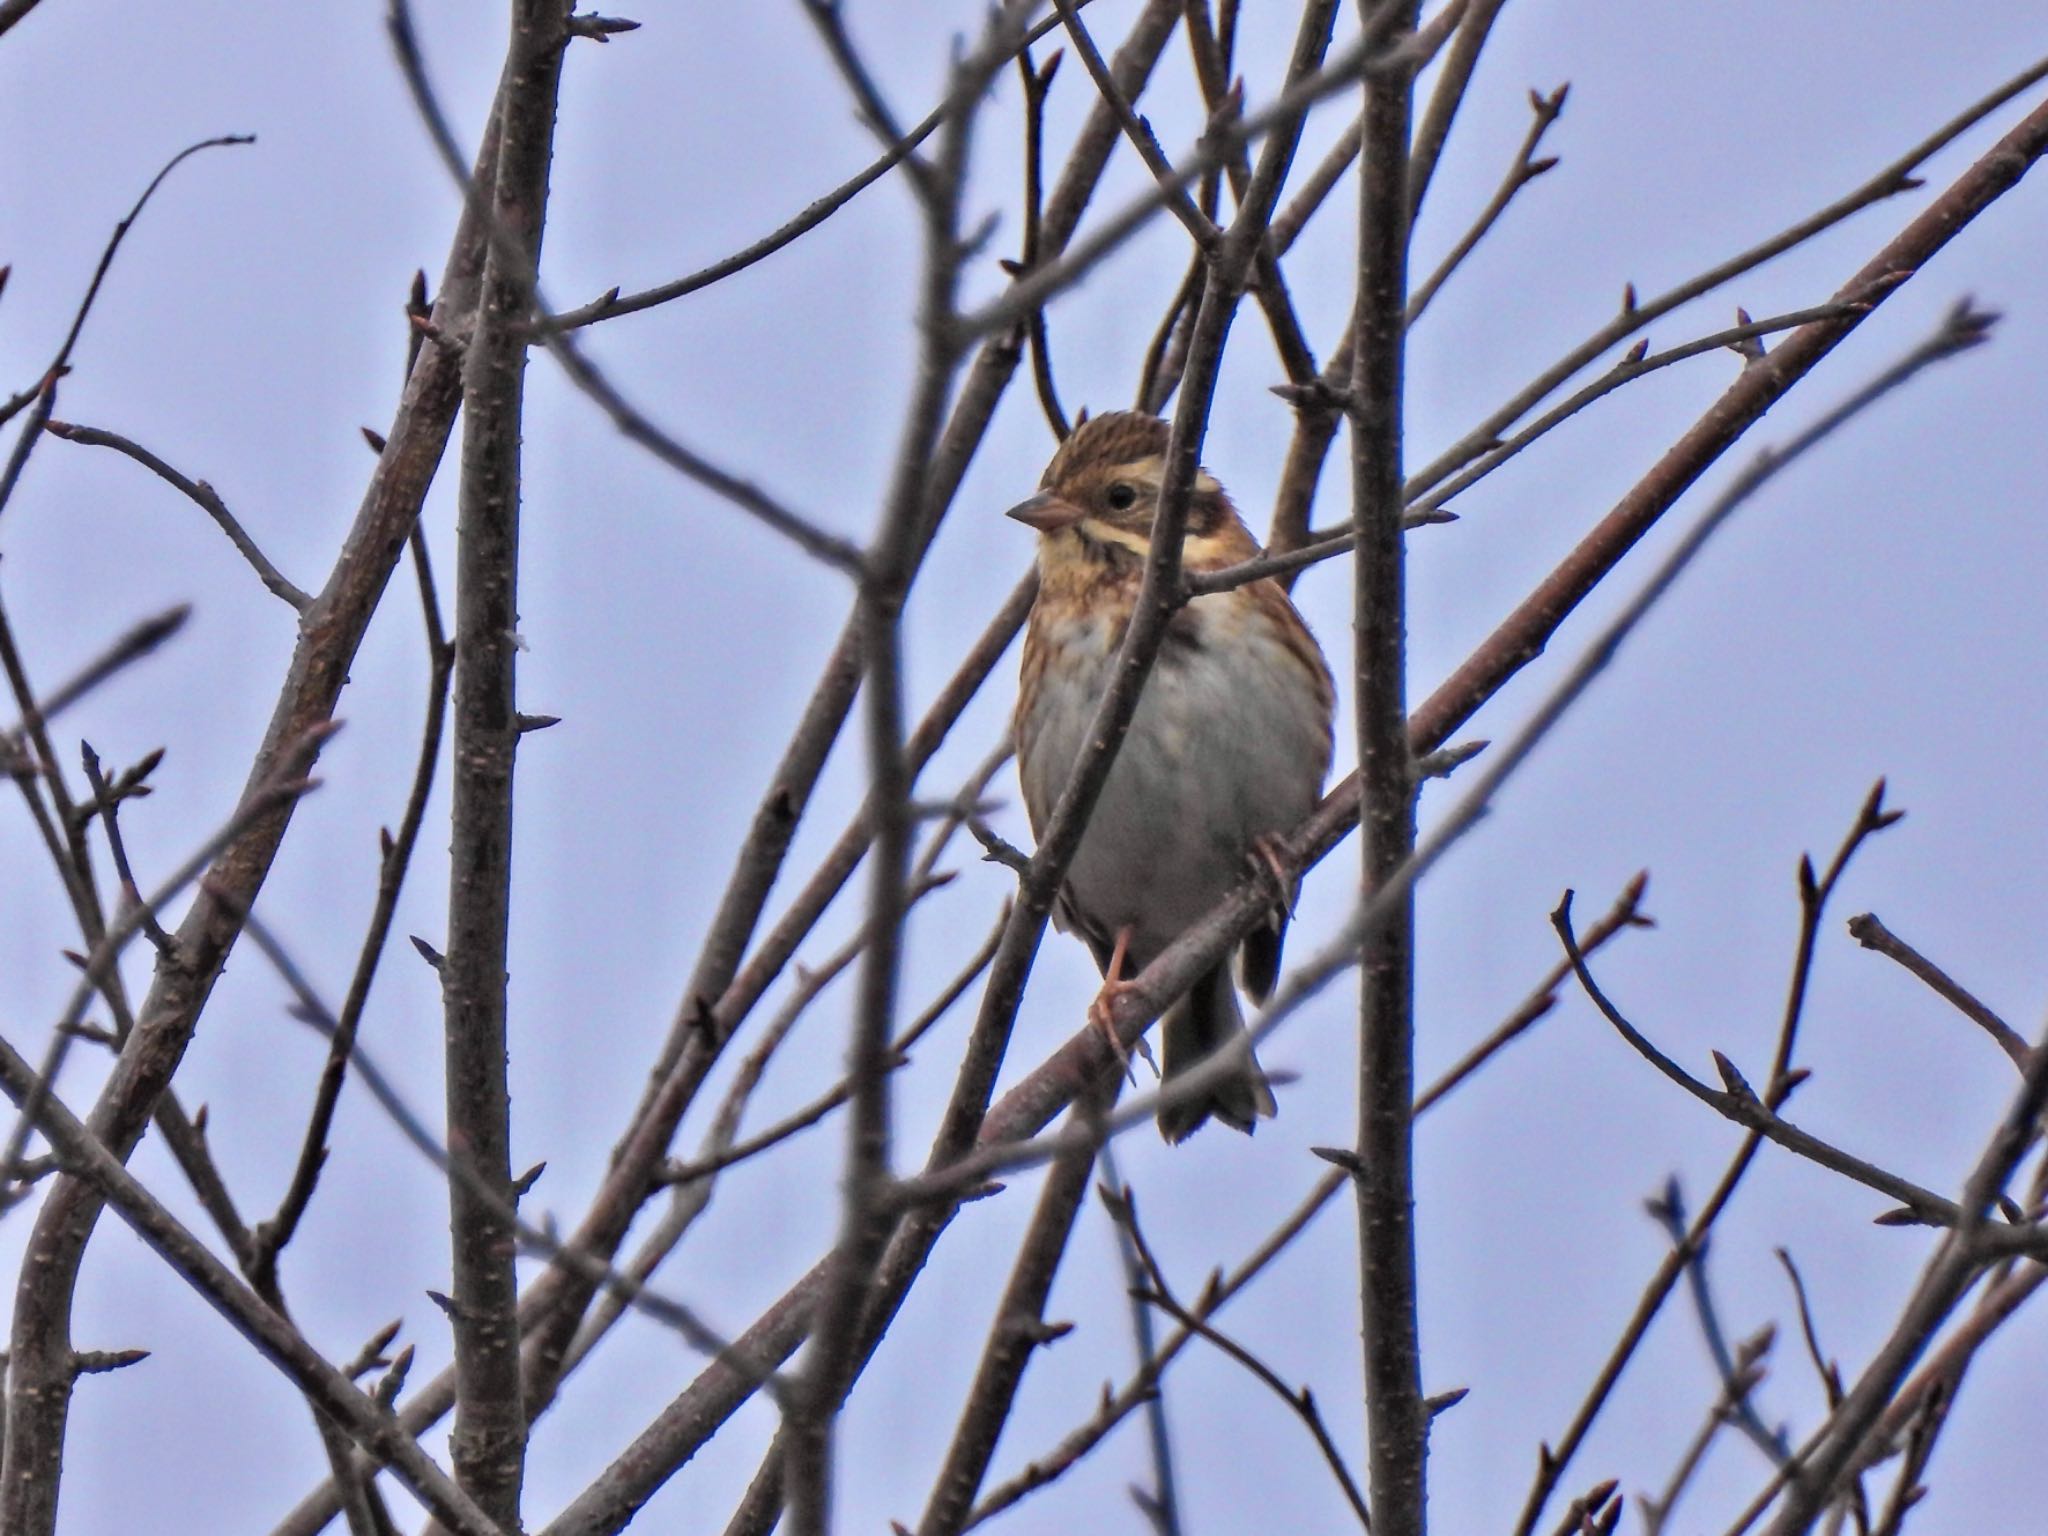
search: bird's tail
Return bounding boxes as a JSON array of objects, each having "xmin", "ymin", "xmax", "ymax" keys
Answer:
[{"xmin": 1157, "ymin": 962, "xmax": 1277, "ymax": 1142}]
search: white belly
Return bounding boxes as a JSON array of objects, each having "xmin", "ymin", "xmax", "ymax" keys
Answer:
[{"xmin": 1019, "ymin": 597, "xmax": 1326, "ymax": 964}]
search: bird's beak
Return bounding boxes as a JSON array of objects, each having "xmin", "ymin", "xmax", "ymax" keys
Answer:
[{"xmin": 1005, "ymin": 490, "xmax": 1083, "ymax": 532}]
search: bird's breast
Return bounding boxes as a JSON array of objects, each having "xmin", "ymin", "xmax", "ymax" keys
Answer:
[{"xmin": 1016, "ymin": 592, "xmax": 1330, "ymax": 953}]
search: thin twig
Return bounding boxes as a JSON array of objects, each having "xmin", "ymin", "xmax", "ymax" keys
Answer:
[
  {"xmin": 1270, "ymin": 114, "xmax": 1360, "ymax": 253},
  {"xmin": 77, "ymin": 743, "xmax": 175, "ymax": 955},
  {"xmin": 1416, "ymin": 871, "xmax": 1651, "ymax": 1113},
  {"xmin": 1012, "ymin": 45, "xmax": 1072, "ymax": 441},
  {"xmin": 42, "ymin": 420, "xmax": 311, "ymax": 608},
  {"xmin": 1519, "ymin": 784, "xmax": 1914, "ymax": 1536},
  {"xmin": 0, "ymin": 134, "xmax": 254, "ymax": 437},
  {"xmin": 1095, "ymin": 1149, "xmax": 1183, "ymax": 1536},
  {"xmin": 384, "ymin": 0, "xmax": 865, "ymax": 576},
  {"xmin": 541, "ymin": 6, "xmax": 1101, "ymax": 333},
  {"xmin": 659, "ymin": 904, "xmax": 1003, "ymax": 1189},
  {"xmin": 249, "ymin": 527, "xmax": 452, "ymax": 1292},
  {"xmin": 1405, "ymin": 0, "xmax": 1505, "ymax": 215},
  {"xmin": 0, "ymin": 378, "xmax": 57, "ymax": 522},
  {"xmin": 1777, "ymin": 1248, "xmax": 1846, "ymax": 1410},
  {"xmin": 1867, "ymin": 1385, "xmax": 1947, "ymax": 1536},
  {"xmin": 1405, "ymin": 83, "xmax": 1565, "ymax": 324},
  {"xmin": 959, "ymin": 872, "xmax": 1653, "ymax": 1525},
  {"xmin": 1641, "ymin": 1335, "xmax": 1773, "ymax": 1536},
  {"xmin": 1052, "ymin": 0, "xmax": 1217, "ymax": 247},
  {"xmin": 0, "ymin": 740, "xmax": 329, "ymax": 1199},
  {"xmin": 1134, "ymin": 252, "xmax": 1204, "ymax": 414},
  {"xmin": 1846, "ymin": 912, "xmax": 2032, "ymax": 1072},
  {"xmin": 1560, "ymin": 893, "xmax": 1958, "ymax": 1226},
  {"xmin": 798, "ymin": 0, "xmax": 926, "ymax": 184},
  {"xmin": 1647, "ymin": 1179, "xmax": 1791, "ymax": 1465},
  {"xmin": 0, "ymin": 1031, "xmax": 504, "ymax": 1536},
  {"xmin": 1111, "ymin": 1183, "xmax": 1371, "ymax": 1529},
  {"xmin": 910, "ymin": 1074, "xmax": 1118, "ymax": 1536},
  {"xmin": 0, "ymin": 604, "xmax": 189, "ymax": 759}
]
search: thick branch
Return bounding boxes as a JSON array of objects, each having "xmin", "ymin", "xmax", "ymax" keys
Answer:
[
  {"xmin": 1, "ymin": 81, "xmax": 499, "ymax": 1536},
  {"xmin": 436, "ymin": 5, "xmax": 571, "ymax": 1526},
  {"xmin": 1348, "ymin": 6, "xmax": 1426, "ymax": 1533}
]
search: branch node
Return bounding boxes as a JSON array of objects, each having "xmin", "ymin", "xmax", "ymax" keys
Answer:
[
  {"xmin": 373, "ymin": 1343, "xmax": 416, "ymax": 1409},
  {"xmin": 512, "ymin": 1161, "xmax": 547, "ymax": 1200},
  {"xmin": 1310, "ymin": 1145, "xmax": 1364, "ymax": 1175},
  {"xmin": 72, "ymin": 1348, "xmax": 151, "ymax": 1376},
  {"xmin": 1424, "ymin": 1385, "xmax": 1470, "ymax": 1418},
  {"xmin": 1711, "ymin": 1050, "xmax": 1757, "ymax": 1102},
  {"xmin": 568, "ymin": 12, "xmax": 641, "ymax": 41},
  {"xmin": 1417, "ymin": 738, "xmax": 1487, "ymax": 782},
  {"xmin": 1014, "ymin": 1316, "xmax": 1074, "ymax": 1348}
]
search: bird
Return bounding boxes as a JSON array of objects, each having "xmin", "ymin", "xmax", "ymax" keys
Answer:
[{"xmin": 1009, "ymin": 411, "xmax": 1335, "ymax": 1141}]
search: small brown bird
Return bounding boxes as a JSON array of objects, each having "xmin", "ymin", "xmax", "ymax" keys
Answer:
[{"xmin": 1009, "ymin": 412, "xmax": 1335, "ymax": 1141}]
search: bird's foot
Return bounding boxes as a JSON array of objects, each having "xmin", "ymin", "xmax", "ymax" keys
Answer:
[
  {"xmin": 1249, "ymin": 833, "xmax": 1296, "ymax": 918},
  {"xmin": 1088, "ymin": 978, "xmax": 1142, "ymax": 1085}
]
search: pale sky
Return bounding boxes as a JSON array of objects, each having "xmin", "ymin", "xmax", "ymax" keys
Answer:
[{"xmin": 4, "ymin": 4, "xmax": 2048, "ymax": 1534}]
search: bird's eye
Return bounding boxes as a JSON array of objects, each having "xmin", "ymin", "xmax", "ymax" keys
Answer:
[{"xmin": 1105, "ymin": 482, "xmax": 1137, "ymax": 511}]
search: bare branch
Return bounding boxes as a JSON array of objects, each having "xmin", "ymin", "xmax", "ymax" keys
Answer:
[
  {"xmin": 42, "ymin": 420, "xmax": 311, "ymax": 608},
  {"xmin": 0, "ymin": 736, "xmax": 329, "ymax": 1202},
  {"xmin": 1347, "ymin": 3, "xmax": 1428, "ymax": 1530},
  {"xmin": 1847, "ymin": 912, "xmax": 2032, "ymax": 1073},
  {"xmin": 0, "ymin": 1032, "xmax": 503, "ymax": 1536},
  {"xmin": 911, "ymin": 1075, "xmax": 1116, "ymax": 1536},
  {"xmin": 1051, "ymin": 0, "xmax": 1217, "ymax": 247},
  {"xmin": 1094, "ymin": 1148, "xmax": 1183, "ymax": 1536},
  {"xmin": 1405, "ymin": 82, "xmax": 1565, "ymax": 324},
  {"xmin": 0, "ymin": 0, "xmax": 55, "ymax": 41},
  {"xmin": 1405, "ymin": 0, "xmax": 1508, "ymax": 216},
  {"xmin": 1, "ymin": 70, "xmax": 501, "ymax": 1536},
  {"xmin": 542, "ymin": 5, "xmax": 1098, "ymax": 332},
  {"xmin": 1012, "ymin": 45, "xmax": 1072, "ymax": 441},
  {"xmin": 1516, "ymin": 781, "xmax": 1917, "ymax": 1536},
  {"xmin": 248, "ymin": 529, "xmax": 452, "ymax": 1293},
  {"xmin": 1646, "ymin": 1179, "xmax": 1791, "ymax": 1465},
  {"xmin": 383, "ymin": 0, "xmax": 865, "ymax": 575},
  {"xmin": 1110, "ymin": 1184, "xmax": 1371, "ymax": 1529},
  {"xmin": 0, "ymin": 134, "xmax": 254, "ymax": 439},
  {"xmin": 0, "ymin": 604, "xmax": 189, "ymax": 758}
]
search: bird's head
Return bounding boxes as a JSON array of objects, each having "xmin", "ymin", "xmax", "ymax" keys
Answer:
[{"xmin": 1006, "ymin": 411, "xmax": 1253, "ymax": 571}]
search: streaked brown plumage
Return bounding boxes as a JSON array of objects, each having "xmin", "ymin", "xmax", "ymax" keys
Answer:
[{"xmin": 1009, "ymin": 412, "xmax": 1334, "ymax": 1140}]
